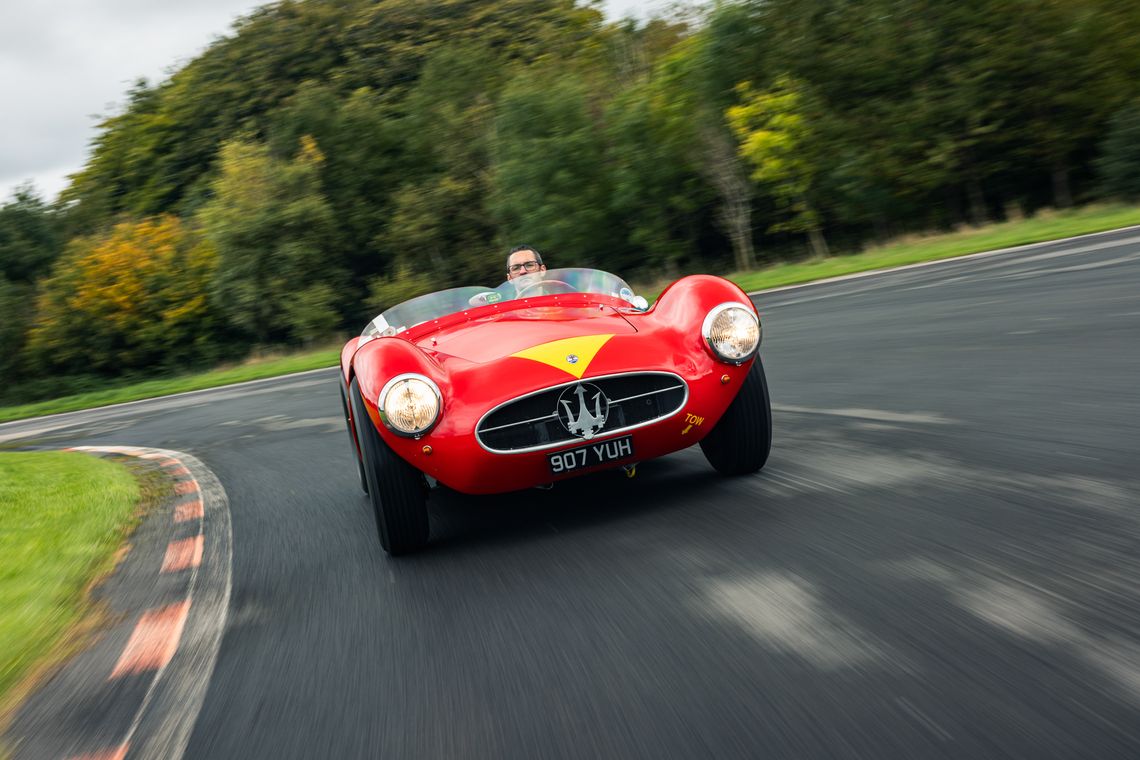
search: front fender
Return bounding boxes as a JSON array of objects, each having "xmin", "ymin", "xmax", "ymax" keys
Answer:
[
  {"xmin": 350, "ymin": 337, "xmax": 449, "ymax": 437},
  {"xmin": 651, "ymin": 274, "xmax": 757, "ymax": 326}
]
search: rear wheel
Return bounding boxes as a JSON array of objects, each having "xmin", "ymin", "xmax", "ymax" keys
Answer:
[
  {"xmin": 339, "ymin": 381, "xmax": 369, "ymax": 494},
  {"xmin": 699, "ymin": 358, "xmax": 772, "ymax": 475},
  {"xmin": 350, "ymin": 377, "xmax": 430, "ymax": 555}
]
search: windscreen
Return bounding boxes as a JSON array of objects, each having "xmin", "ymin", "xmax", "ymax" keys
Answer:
[{"xmin": 364, "ymin": 268, "xmax": 639, "ymax": 336}]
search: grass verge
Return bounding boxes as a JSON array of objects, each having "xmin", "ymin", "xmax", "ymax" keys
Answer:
[
  {"xmin": 0, "ymin": 345, "xmax": 343, "ymax": 424},
  {"xmin": 1, "ymin": 203, "xmax": 1138, "ymax": 425},
  {"xmin": 725, "ymin": 203, "xmax": 1140, "ymax": 294},
  {"xmin": 0, "ymin": 451, "xmax": 143, "ymax": 727}
]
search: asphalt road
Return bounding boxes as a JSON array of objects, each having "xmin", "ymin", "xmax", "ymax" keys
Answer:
[{"xmin": 5, "ymin": 229, "xmax": 1140, "ymax": 759}]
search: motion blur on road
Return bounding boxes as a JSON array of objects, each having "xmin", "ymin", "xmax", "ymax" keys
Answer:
[
  {"xmin": 3, "ymin": 1, "xmax": 1140, "ymax": 407},
  {"xmin": 3, "ymin": 0, "xmax": 1140, "ymax": 758},
  {"xmin": 5, "ymin": 233, "xmax": 1140, "ymax": 758}
]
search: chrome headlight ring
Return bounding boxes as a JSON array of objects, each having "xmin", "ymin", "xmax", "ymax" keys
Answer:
[
  {"xmin": 701, "ymin": 302, "xmax": 762, "ymax": 365},
  {"xmin": 377, "ymin": 373, "xmax": 443, "ymax": 438}
]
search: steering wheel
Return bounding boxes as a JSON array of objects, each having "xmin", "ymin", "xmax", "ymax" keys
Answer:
[{"xmin": 516, "ymin": 279, "xmax": 576, "ymax": 297}]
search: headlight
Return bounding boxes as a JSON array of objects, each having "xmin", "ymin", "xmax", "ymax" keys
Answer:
[
  {"xmin": 378, "ymin": 374, "xmax": 442, "ymax": 437},
  {"xmin": 702, "ymin": 303, "xmax": 761, "ymax": 364}
]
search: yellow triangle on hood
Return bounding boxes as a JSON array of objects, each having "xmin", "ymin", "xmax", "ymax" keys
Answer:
[{"xmin": 511, "ymin": 334, "xmax": 615, "ymax": 379}]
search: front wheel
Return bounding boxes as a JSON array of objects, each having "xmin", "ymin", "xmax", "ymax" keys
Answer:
[
  {"xmin": 699, "ymin": 358, "xmax": 773, "ymax": 475},
  {"xmin": 339, "ymin": 381, "xmax": 369, "ymax": 494},
  {"xmin": 350, "ymin": 377, "xmax": 430, "ymax": 555}
]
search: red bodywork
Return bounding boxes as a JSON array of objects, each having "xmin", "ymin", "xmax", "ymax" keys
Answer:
[{"xmin": 340, "ymin": 275, "xmax": 759, "ymax": 495}]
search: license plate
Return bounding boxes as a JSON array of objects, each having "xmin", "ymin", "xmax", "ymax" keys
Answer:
[{"xmin": 547, "ymin": 435, "xmax": 634, "ymax": 475}]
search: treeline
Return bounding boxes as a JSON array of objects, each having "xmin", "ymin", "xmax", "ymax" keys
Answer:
[{"xmin": 3, "ymin": 0, "xmax": 1140, "ymax": 402}]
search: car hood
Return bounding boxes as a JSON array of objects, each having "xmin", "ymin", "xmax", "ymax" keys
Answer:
[{"xmin": 414, "ymin": 305, "xmax": 638, "ymax": 365}]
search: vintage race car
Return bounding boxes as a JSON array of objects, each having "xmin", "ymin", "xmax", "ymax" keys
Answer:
[{"xmin": 338, "ymin": 268, "xmax": 772, "ymax": 554}]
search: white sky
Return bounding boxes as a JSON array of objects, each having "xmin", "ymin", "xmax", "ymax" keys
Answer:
[{"xmin": 0, "ymin": 0, "xmax": 667, "ymax": 203}]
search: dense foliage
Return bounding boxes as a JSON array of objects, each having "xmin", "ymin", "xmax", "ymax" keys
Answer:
[
  {"xmin": 28, "ymin": 216, "xmax": 218, "ymax": 376},
  {"xmin": 1097, "ymin": 101, "xmax": 1140, "ymax": 201},
  {"xmin": 2, "ymin": 0, "xmax": 1138, "ymax": 398}
]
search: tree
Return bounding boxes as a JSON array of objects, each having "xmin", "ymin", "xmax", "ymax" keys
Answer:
[
  {"xmin": 932, "ymin": 0, "xmax": 1118, "ymax": 210},
  {"xmin": 652, "ymin": 31, "xmax": 759, "ymax": 270},
  {"xmin": 0, "ymin": 277, "xmax": 32, "ymax": 386},
  {"xmin": 63, "ymin": 2, "xmax": 363, "ymax": 230},
  {"xmin": 341, "ymin": 0, "xmax": 603, "ymax": 96},
  {"xmin": 753, "ymin": 0, "xmax": 1004, "ymax": 225},
  {"xmin": 604, "ymin": 79, "xmax": 713, "ymax": 277},
  {"xmin": 27, "ymin": 216, "xmax": 218, "ymax": 374},
  {"xmin": 268, "ymin": 83, "xmax": 408, "ymax": 294},
  {"xmin": 490, "ymin": 69, "xmax": 614, "ymax": 268},
  {"xmin": 1096, "ymin": 102, "xmax": 1140, "ymax": 200},
  {"xmin": 728, "ymin": 77, "xmax": 830, "ymax": 258},
  {"xmin": 0, "ymin": 184, "xmax": 62, "ymax": 283},
  {"xmin": 381, "ymin": 44, "xmax": 503, "ymax": 287},
  {"xmin": 29, "ymin": 0, "xmax": 1138, "ymax": 337},
  {"xmin": 197, "ymin": 136, "xmax": 341, "ymax": 344}
]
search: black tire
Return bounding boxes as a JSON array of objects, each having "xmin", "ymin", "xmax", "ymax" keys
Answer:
[
  {"xmin": 339, "ymin": 381, "xmax": 369, "ymax": 494},
  {"xmin": 699, "ymin": 357, "xmax": 773, "ymax": 475},
  {"xmin": 349, "ymin": 377, "xmax": 430, "ymax": 555}
]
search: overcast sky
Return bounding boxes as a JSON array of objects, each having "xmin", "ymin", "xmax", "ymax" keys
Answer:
[{"xmin": 0, "ymin": 0, "xmax": 667, "ymax": 203}]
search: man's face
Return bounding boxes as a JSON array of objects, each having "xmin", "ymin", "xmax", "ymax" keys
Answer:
[{"xmin": 507, "ymin": 250, "xmax": 545, "ymax": 280}]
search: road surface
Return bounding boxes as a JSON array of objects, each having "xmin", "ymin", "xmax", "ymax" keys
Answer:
[{"xmin": 4, "ymin": 229, "xmax": 1140, "ymax": 758}]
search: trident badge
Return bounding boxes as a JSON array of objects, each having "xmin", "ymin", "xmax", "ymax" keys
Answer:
[{"xmin": 557, "ymin": 382, "xmax": 610, "ymax": 439}]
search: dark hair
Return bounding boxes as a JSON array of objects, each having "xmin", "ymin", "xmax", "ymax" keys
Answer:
[{"xmin": 507, "ymin": 245, "xmax": 543, "ymax": 268}]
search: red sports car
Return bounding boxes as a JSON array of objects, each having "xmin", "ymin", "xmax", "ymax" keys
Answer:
[{"xmin": 338, "ymin": 268, "xmax": 771, "ymax": 554}]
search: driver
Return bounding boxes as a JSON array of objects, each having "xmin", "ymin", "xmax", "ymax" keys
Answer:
[
  {"xmin": 506, "ymin": 245, "xmax": 546, "ymax": 280},
  {"xmin": 467, "ymin": 245, "xmax": 550, "ymax": 307}
]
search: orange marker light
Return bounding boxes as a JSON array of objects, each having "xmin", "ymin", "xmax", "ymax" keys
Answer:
[
  {"xmin": 720, "ymin": 374, "xmax": 731, "ymax": 384},
  {"xmin": 422, "ymin": 445, "xmax": 433, "ymax": 455}
]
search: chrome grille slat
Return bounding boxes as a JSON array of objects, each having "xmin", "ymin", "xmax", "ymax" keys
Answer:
[
  {"xmin": 479, "ymin": 412, "xmax": 559, "ymax": 433},
  {"xmin": 475, "ymin": 371, "xmax": 689, "ymax": 454},
  {"xmin": 608, "ymin": 386, "xmax": 684, "ymax": 405},
  {"xmin": 480, "ymin": 386, "xmax": 679, "ymax": 434}
]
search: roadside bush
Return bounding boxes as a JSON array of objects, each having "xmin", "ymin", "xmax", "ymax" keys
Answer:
[{"xmin": 26, "ymin": 216, "xmax": 220, "ymax": 375}]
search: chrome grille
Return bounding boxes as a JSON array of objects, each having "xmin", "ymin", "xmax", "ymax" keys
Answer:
[{"xmin": 476, "ymin": 372, "xmax": 688, "ymax": 453}]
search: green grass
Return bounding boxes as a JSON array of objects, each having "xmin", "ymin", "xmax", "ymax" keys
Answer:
[
  {"xmin": 1, "ymin": 203, "xmax": 1138, "ymax": 425},
  {"xmin": 0, "ymin": 345, "xmax": 343, "ymax": 424},
  {"xmin": 725, "ymin": 203, "xmax": 1140, "ymax": 294},
  {"xmin": 0, "ymin": 451, "xmax": 140, "ymax": 721}
]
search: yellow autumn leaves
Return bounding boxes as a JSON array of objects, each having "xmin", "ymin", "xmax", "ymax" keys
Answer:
[
  {"xmin": 727, "ymin": 77, "xmax": 830, "ymax": 257},
  {"xmin": 28, "ymin": 216, "xmax": 218, "ymax": 373}
]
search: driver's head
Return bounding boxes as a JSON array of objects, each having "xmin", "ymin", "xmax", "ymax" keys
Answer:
[{"xmin": 506, "ymin": 245, "xmax": 546, "ymax": 280}]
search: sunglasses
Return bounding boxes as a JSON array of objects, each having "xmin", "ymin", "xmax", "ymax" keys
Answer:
[{"xmin": 508, "ymin": 260, "xmax": 541, "ymax": 273}]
